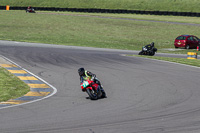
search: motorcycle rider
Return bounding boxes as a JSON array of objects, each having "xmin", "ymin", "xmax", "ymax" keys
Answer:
[
  {"xmin": 27, "ymin": 6, "xmax": 32, "ymax": 11},
  {"xmin": 145, "ymin": 42, "xmax": 154, "ymax": 50},
  {"xmin": 78, "ymin": 67, "xmax": 106, "ymax": 96},
  {"xmin": 138, "ymin": 42, "xmax": 156, "ymax": 56}
]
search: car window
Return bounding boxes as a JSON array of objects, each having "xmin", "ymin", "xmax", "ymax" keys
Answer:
[
  {"xmin": 193, "ymin": 37, "xmax": 199, "ymax": 41},
  {"xmin": 187, "ymin": 37, "xmax": 193, "ymax": 41},
  {"xmin": 176, "ymin": 36, "xmax": 186, "ymax": 40}
]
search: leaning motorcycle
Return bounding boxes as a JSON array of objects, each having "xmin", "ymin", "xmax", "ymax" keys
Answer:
[
  {"xmin": 81, "ymin": 79, "xmax": 106, "ymax": 100},
  {"xmin": 138, "ymin": 45, "xmax": 157, "ymax": 56}
]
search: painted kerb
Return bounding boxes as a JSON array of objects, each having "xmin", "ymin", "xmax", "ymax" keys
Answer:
[{"xmin": 0, "ymin": 56, "xmax": 57, "ymax": 108}]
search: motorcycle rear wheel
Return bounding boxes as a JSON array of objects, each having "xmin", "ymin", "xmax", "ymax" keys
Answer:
[
  {"xmin": 101, "ymin": 91, "xmax": 106, "ymax": 98},
  {"xmin": 86, "ymin": 89, "xmax": 98, "ymax": 100},
  {"xmin": 150, "ymin": 52, "xmax": 155, "ymax": 56}
]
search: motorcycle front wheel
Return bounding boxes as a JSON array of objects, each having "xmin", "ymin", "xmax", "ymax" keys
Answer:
[
  {"xmin": 138, "ymin": 51, "xmax": 143, "ymax": 55},
  {"xmin": 86, "ymin": 89, "xmax": 98, "ymax": 100}
]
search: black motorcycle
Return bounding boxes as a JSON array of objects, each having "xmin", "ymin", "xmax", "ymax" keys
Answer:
[{"xmin": 138, "ymin": 42, "xmax": 157, "ymax": 56}]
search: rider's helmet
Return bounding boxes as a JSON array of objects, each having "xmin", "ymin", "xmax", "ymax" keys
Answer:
[
  {"xmin": 150, "ymin": 42, "xmax": 154, "ymax": 47},
  {"xmin": 78, "ymin": 67, "xmax": 85, "ymax": 76}
]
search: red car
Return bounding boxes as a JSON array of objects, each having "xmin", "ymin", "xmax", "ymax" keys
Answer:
[{"xmin": 174, "ymin": 35, "xmax": 200, "ymax": 49}]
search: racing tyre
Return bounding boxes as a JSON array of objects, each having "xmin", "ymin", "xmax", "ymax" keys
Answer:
[
  {"xmin": 86, "ymin": 89, "xmax": 98, "ymax": 100},
  {"xmin": 101, "ymin": 91, "xmax": 107, "ymax": 98},
  {"xmin": 138, "ymin": 51, "xmax": 143, "ymax": 55},
  {"xmin": 150, "ymin": 51, "xmax": 155, "ymax": 56}
]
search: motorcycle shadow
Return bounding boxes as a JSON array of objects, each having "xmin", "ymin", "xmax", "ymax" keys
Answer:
[
  {"xmin": 86, "ymin": 97, "xmax": 90, "ymax": 99},
  {"xmin": 85, "ymin": 96, "xmax": 107, "ymax": 100}
]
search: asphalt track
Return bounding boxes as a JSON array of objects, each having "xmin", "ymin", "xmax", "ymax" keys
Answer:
[{"xmin": 0, "ymin": 40, "xmax": 200, "ymax": 133}]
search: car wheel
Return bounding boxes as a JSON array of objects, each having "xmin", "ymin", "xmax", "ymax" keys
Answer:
[
  {"xmin": 175, "ymin": 46, "xmax": 178, "ymax": 48},
  {"xmin": 185, "ymin": 45, "xmax": 190, "ymax": 49}
]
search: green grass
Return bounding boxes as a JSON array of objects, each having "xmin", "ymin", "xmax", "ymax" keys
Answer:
[
  {"xmin": 132, "ymin": 55, "xmax": 200, "ymax": 67},
  {"xmin": 1, "ymin": 10, "xmax": 200, "ymax": 54},
  {"xmin": 0, "ymin": 67, "xmax": 30, "ymax": 102},
  {"xmin": 1, "ymin": 0, "xmax": 200, "ymax": 12},
  {"xmin": 94, "ymin": 13, "xmax": 200, "ymax": 25}
]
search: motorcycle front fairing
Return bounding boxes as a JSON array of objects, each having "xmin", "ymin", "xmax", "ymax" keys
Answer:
[
  {"xmin": 81, "ymin": 80, "xmax": 98, "ymax": 91},
  {"xmin": 142, "ymin": 46, "xmax": 148, "ymax": 51}
]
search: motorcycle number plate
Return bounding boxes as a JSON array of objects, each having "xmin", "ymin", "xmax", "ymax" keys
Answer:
[{"xmin": 82, "ymin": 81, "xmax": 89, "ymax": 88}]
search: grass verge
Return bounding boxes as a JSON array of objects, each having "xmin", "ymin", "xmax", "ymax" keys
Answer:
[
  {"xmin": 0, "ymin": 67, "xmax": 30, "ymax": 102},
  {"xmin": 132, "ymin": 55, "xmax": 200, "ymax": 67},
  {"xmin": 1, "ymin": 11, "xmax": 200, "ymax": 54}
]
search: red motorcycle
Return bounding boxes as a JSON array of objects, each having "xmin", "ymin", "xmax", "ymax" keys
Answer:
[{"xmin": 81, "ymin": 79, "xmax": 105, "ymax": 100}]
